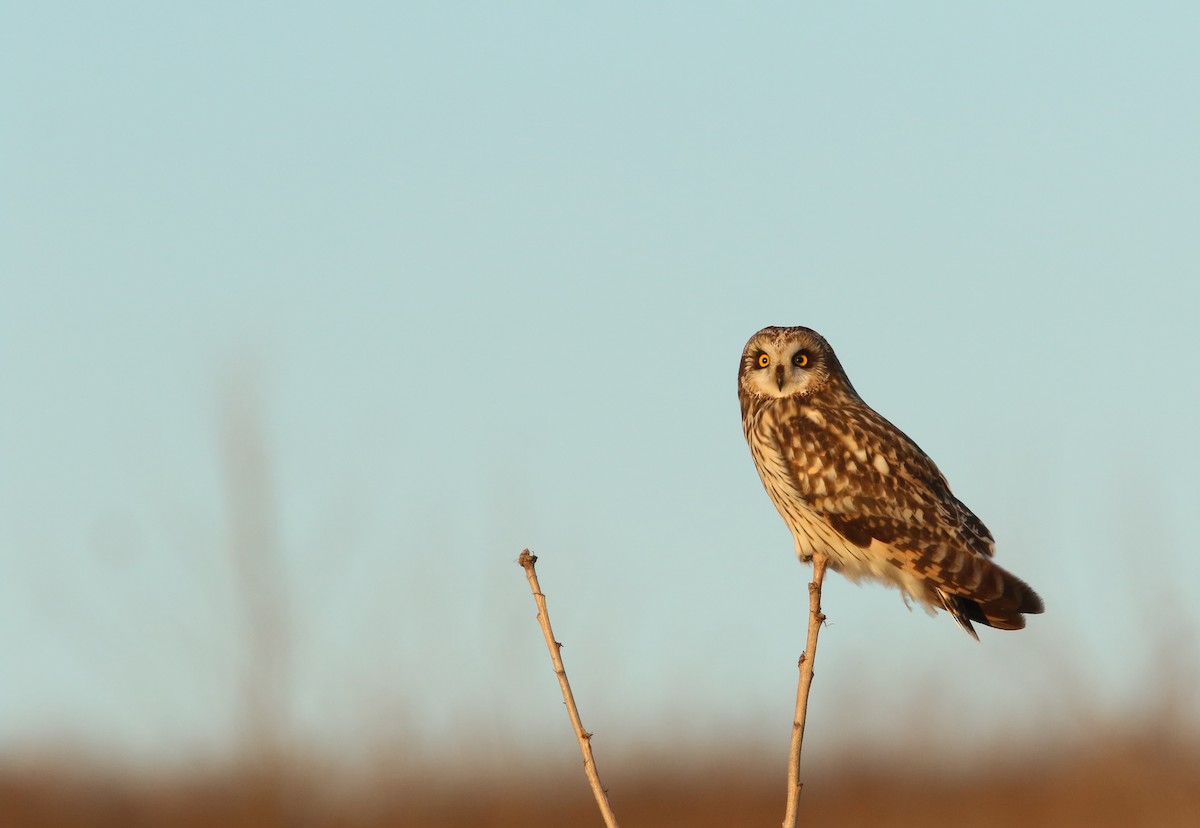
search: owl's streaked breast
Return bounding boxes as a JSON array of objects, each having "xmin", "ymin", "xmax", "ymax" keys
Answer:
[{"xmin": 742, "ymin": 397, "xmax": 928, "ymax": 596}]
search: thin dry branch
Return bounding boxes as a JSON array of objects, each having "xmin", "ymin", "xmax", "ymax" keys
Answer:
[
  {"xmin": 782, "ymin": 551, "xmax": 829, "ymax": 828},
  {"xmin": 518, "ymin": 550, "xmax": 620, "ymax": 828}
]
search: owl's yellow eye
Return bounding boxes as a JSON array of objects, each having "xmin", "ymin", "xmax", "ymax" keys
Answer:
[
  {"xmin": 757, "ymin": 353, "xmax": 771, "ymax": 368},
  {"xmin": 793, "ymin": 352, "xmax": 809, "ymax": 368}
]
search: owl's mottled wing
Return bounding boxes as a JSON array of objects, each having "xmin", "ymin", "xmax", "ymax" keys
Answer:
[{"xmin": 767, "ymin": 395, "xmax": 1039, "ymax": 631}]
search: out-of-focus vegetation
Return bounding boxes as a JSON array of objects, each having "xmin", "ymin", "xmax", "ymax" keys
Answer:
[
  {"xmin": 2, "ymin": 726, "xmax": 1197, "ymax": 827},
  {"xmin": 7, "ymin": 394, "xmax": 1196, "ymax": 827}
]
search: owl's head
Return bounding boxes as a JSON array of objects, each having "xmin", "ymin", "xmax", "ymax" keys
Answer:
[{"xmin": 738, "ymin": 325, "xmax": 854, "ymax": 401}]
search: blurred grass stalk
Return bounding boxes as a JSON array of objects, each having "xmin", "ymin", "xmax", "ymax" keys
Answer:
[{"xmin": 219, "ymin": 366, "xmax": 292, "ymax": 821}]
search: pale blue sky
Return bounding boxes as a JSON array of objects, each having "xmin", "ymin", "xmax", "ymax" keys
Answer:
[{"xmin": 3, "ymin": 3, "xmax": 1198, "ymax": 769}]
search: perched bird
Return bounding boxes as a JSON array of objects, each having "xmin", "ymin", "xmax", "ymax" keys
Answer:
[{"xmin": 738, "ymin": 325, "xmax": 1043, "ymax": 638}]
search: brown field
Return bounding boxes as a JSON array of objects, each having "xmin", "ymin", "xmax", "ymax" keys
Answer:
[{"xmin": 3, "ymin": 728, "xmax": 1197, "ymax": 828}]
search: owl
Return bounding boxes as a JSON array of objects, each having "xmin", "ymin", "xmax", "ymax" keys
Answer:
[{"xmin": 738, "ymin": 325, "xmax": 1043, "ymax": 638}]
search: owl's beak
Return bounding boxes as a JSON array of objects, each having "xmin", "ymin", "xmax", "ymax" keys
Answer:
[{"xmin": 775, "ymin": 365, "xmax": 785, "ymax": 390}]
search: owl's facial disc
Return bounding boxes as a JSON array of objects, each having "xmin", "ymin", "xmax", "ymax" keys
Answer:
[{"xmin": 740, "ymin": 327, "xmax": 829, "ymax": 400}]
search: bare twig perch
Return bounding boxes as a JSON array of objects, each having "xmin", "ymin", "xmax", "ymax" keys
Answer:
[
  {"xmin": 518, "ymin": 550, "xmax": 619, "ymax": 828},
  {"xmin": 783, "ymin": 551, "xmax": 829, "ymax": 828}
]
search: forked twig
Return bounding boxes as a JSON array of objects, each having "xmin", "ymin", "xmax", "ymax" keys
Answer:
[
  {"xmin": 518, "ymin": 550, "xmax": 619, "ymax": 828},
  {"xmin": 783, "ymin": 552, "xmax": 829, "ymax": 828}
]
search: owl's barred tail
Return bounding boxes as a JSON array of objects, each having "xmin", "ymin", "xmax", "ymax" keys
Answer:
[{"xmin": 936, "ymin": 560, "xmax": 1044, "ymax": 640}]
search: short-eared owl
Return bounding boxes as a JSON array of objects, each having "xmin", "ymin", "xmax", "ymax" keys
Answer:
[{"xmin": 738, "ymin": 326, "xmax": 1043, "ymax": 638}]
